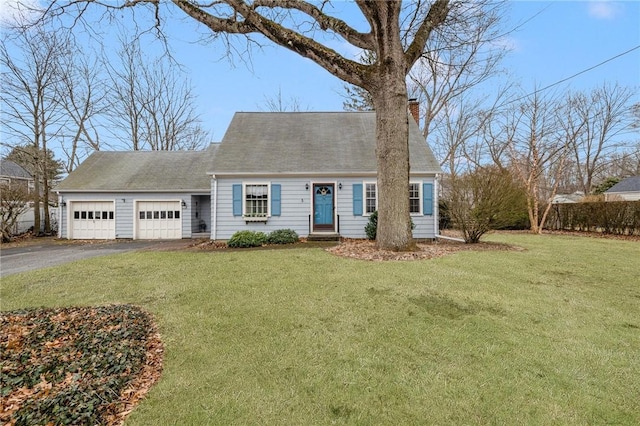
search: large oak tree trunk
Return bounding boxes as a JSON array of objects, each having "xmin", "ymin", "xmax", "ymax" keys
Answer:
[
  {"xmin": 368, "ymin": 3, "xmax": 415, "ymax": 251},
  {"xmin": 371, "ymin": 85, "xmax": 414, "ymax": 251}
]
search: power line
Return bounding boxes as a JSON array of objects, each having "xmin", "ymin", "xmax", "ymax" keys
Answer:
[{"xmin": 501, "ymin": 44, "xmax": 640, "ymax": 107}]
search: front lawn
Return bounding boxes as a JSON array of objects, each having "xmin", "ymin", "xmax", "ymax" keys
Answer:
[{"xmin": 1, "ymin": 233, "xmax": 639, "ymax": 425}]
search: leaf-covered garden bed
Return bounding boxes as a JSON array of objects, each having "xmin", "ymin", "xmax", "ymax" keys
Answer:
[{"xmin": 1, "ymin": 305, "xmax": 163, "ymax": 425}]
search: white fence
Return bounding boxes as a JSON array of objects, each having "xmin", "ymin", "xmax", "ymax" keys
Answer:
[{"xmin": 9, "ymin": 207, "xmax": 58, "ymax": 235}]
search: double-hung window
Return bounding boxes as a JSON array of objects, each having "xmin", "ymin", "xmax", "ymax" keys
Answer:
[
  {"xmin": 233, "ymin": 183, "xmax": 281, "ymax": 219},
  {"xmin": 244, "ymin": 184, "xmax": 269, "ymax": 217},
  {"xmin": 356, "ymin": 181, "xmax": 427, "ymax": 216},
  {"xmin": 409, "ymin": 182, "xmax": 421, "ymax": 214},
  {"xmin": 365, "ymin": 183, "xmax": 377, "ymax": 215}
]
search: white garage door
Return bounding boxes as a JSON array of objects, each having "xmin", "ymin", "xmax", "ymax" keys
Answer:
[
  {"xmin": 71, "ymin": 201, "xmax": 116, "ymax": 239},
  {"xmin": 136, "ymin": 201, "xmax": 182, "ymax": 239}
]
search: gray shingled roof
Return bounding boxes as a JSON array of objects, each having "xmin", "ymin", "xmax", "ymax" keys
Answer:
[
  {"xmin": 212, "ymin": 112, "xmax": 441, "ymax": 175},
  {"xmin": 605, "ymin": 176, "xmax": 640, "ymax": 193},
  {"xmin": 56, "ymin": 145, "xmax": 218, "ymax": 192},
  {"xmin": 0, "ymin": 159, "xmax": 32, "ymax": 179}
]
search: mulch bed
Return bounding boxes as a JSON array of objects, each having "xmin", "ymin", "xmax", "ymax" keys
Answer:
[
  {"xmin": 326, "ymin": 237, "xmax": 520, "ymax": 261},
  {"xmin": 187, "ymin": 234, "xmax": 519, "ymax": 261}
]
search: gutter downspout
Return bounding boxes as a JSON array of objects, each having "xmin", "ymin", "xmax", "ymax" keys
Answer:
[
  {"xmin": 57, "ymin": 192, "xmax": 62, "ymax": 239},
  {"xmin": 434, "ymin": 175, "xmax": 439, "ymax": 239},
  {"xmin": 211, "ymin": 175, "xmax": 217, "ymax": 240}
]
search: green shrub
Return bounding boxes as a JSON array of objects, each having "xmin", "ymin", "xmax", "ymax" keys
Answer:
[
  {"xmin": 267, "ymin": 229, "xmax": 299, "ymax": 245},
  {"xmin": 365, "ymin": 211, "xmax": 378, "ymax": 240},
  {"xmin": 549, "ymin": 200, "xmax": 640, "ymax": 235},
  {"xmin": 227, "ymin": 230, "xmax": 267, "ymax": 248}
]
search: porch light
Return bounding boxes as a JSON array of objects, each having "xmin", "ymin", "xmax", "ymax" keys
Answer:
[
  {"xmin": 181, "ymin": 200, "xmax": 187, "ymax": 208},
  {"xmin": 305, "ymin": 183, "xmax": 309, "ymax": 190},
  {"xmin": 338, "ymin": 182, "xmax": 343, "ymax": 190}
]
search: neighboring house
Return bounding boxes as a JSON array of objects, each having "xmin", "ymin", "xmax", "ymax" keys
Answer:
[
  {"xmin": 55, "ymin": 111, "xmax": 441, "ymax": 240},
  {"xmin": 551, "ymin": 191, "xmax": 585, "ymax": 204},
  {"xmin": 1, "ymin": 159, "xmax": 36, "ymax": 234},
  {"xmin": 604, "ymin": 176, "xmax": 640, "ymax": 201},
  {"xmin": 1, "ymin": 159, "xmax": 34, "ymax": 192}
]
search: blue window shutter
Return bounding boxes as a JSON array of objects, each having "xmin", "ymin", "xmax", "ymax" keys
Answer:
[
  {"xmin": 271, "ymin": 184, "xmax": 281, "ymax": 216},
  {"xmin": 353, "ymin": 183, "xmax": 363, "ymax": 216},
  {"xmin": 423, "ymin": 183, "xmax": 433, "ymax": 215},
  {"xmin": 232, "ymin": 184, "xmax": 242, "ymax": 216}
]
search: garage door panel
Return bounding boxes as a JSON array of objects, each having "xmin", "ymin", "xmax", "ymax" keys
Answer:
[
  {"xmin": 136, "ymin": 201, "xmax": 182, "ymax": 239},
  {"xmin": 71, "ymin": 201, "xmax": 115, "ymax": 239}
]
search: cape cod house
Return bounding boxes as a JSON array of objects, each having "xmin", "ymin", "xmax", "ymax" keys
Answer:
[{"xmin": 55, "ymin": 110, "xmax": 441, "ymax": 241}]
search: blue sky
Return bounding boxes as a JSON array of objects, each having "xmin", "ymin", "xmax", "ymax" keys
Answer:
[
  {"xmin": 160, "ymin": 1, "xmax": 640, "ymax": 141},
  {"xmin": 2, "ymin": 1, "xmax": 639, "ymax": 144}
]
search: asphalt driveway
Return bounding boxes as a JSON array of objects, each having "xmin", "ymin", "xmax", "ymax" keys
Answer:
[{"xmin": 0, "ymin": 239, "xmax": 194, "ymax": 278}]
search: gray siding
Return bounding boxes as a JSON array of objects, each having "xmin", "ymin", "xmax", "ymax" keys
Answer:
[
  {"xmin": 213, "ymin": 178, "xmax": 311, "ymax": 240},
  {"xmin": 58, "ymin": 192, "xmax": 202, "ymax": 239},
  {"xmin": 212, "ymin": 176, "xmax": 438, "ymax": 240}
]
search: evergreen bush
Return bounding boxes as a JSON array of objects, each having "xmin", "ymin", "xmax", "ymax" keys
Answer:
[
  {"xmin": 365, "ymin": 211, "xmax": 378, "ymax": 240},
  {"xmin": 267, "ymin": 229, "xmax": 299, "ymax": 244},
  {"xmin": 227, "ymin": 230, "xmax": 267, "ymax": 248}
]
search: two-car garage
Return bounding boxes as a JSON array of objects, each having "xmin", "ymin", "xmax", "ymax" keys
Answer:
[
  {"xmin": 68, "ymin": 200, "xmax": 183, "ymax": 240},
  {"xmin": 56, "ymin": 149, "xmax": 217, "ymax": 240}
]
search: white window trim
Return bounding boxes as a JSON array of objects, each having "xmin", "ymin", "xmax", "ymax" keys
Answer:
[
  {"xmin": 242, "ymin": 182, "xmax": 271, "ymax": 218},
  {"xmin": 363, "ymin": 181, "xmax": 378, "ymax": 216},
  {"xmin": 362, "ymin": 181, "xmax": 423, "ymax": 216},
  {"xmin": 409, "ymin": 181, "xmax": 423, "ymax": 216}
]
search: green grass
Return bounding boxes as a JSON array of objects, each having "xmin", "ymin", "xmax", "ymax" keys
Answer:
[{"xmin": 2, "ymin": 233, "xmax": 639, "ymax": 425}]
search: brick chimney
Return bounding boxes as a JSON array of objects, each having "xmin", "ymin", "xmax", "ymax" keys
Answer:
[{"xmin": 408, "ymin": 98, "xmax": 419, "ymax": 124}]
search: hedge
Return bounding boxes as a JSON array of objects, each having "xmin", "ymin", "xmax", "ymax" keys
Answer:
[{"xmin": 547, "ymin": 201, "xmax": 640, "ymax": 235}]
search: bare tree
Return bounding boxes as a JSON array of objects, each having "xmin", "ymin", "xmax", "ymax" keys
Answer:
[
  {"xmin": 1, "ymin": 24, "xmax": 68, "ymax": 234},
  {"xmin": 261, "ymin": 87, "xmax": 308, "ymax": 112},
  {"xmin": 105, "ymin": 37, "xmax": 145, "ymax": 150},
  {"xmin": 105, "ymin": 36, "xmax": 209, "ymax": 151},
  {"xmin": 564, "ymin": 83, "xmax": 636, "ymax": 194},
  {"xmin": 503, "ymin": 90, "xmax": 569, "ymax": 234},
  {"xmin": 0, "ymin": 182, "xmax": 31, "ymax": 242},
  {"xmin": 408, "ymin": 2, "xmax": 508, "ymax": 143},
  {"xmin": 598, "ymin": 144, "xmax": 640, "ymax": 179},
  {"xmin": 34, "ymin": 0, "xmax": 463, "ymax": 251},
  {"xmin": 57, "ymin": 43, "xmax": 110, "ymax": 172}
]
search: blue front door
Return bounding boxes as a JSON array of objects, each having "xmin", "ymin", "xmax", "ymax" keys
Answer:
[{"xmin": 313, "ymin": 184, "xmax": 334, "ymax": 231}]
